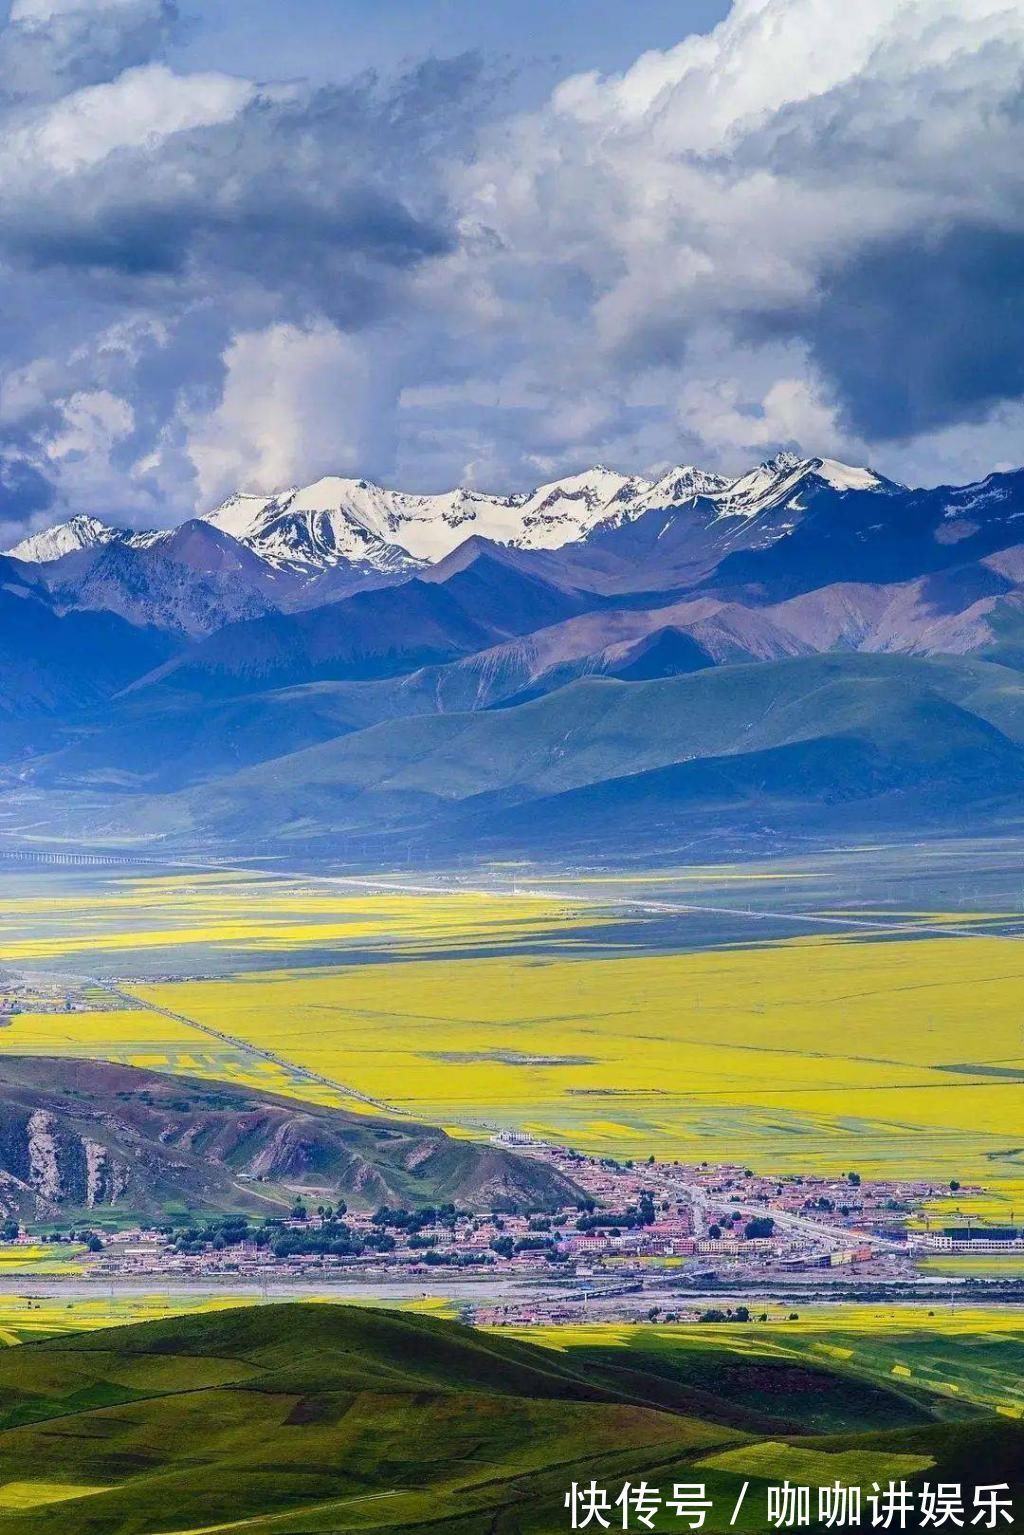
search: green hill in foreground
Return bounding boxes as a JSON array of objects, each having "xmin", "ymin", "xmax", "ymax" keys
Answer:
[{"xmin": 0, "ymin": 1303, "xmax": 1017, "ymax": 1534}]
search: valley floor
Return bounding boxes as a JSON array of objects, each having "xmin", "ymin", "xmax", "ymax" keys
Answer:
[
  {"xmin": 1, "ymin": 845, "xmax": 1023, "ymax": 1300},
  {"xmin": 3, "ymin": 839, "xmax": 1024, "ymax": 1211}
]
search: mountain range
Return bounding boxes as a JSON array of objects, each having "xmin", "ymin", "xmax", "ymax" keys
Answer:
[
  {"xmin": 5, "ymin": 452, "xmax": 1024, "ymax": 861},
  {"xmin": 4, "ymin": 454, "xmax": 892, "ymax": 605}
]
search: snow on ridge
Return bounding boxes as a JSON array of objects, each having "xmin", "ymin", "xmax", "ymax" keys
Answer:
[
  {"xmin": 705, "ymin": 455, "xmax": 895, "ymax": 519},
  {"xmin": 514, "ymin": 467, "xmax": 654, "ymax": 548},
  {"xmin": 814, "ymin": 458, "xmax": 886, "ymax": 492},
  {"xmin": 123, "ymin": 528, "xmax": 173, "ymax": 550},
  {"xmin": 198, "ymin": 465, "xmax": 666, "ymax": 569},
  {"xmin": 203, "ymin": 491, "xmax": 282, "ymax": 542},
  {"xmin": 634, "ymin": 465, "xmax": 732, "ymax": 511},
  {"xmin": 7, "ymin": 454, "xmax": 897, "ymax": 573},
  {"xmin": 5, "ymin": 514, "xmax": 120, "ymax": 563}
]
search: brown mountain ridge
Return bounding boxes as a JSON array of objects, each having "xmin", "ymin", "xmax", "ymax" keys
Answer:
[{"xmin": 0, "ymin": 1058, "xmax": 580, "ymax": 1221}]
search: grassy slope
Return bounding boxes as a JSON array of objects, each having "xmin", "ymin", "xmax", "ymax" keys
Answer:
[
  {"xmin": 0, "ymin": 1304, "xmax": 1017, "ymax": 1535},
  {"xmin": 167, "ymin": 652, "xmax": 1024, "ymax": 844}
]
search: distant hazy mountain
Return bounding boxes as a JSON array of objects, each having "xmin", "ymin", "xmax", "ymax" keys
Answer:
[
  {"xmin": 7, "ymin": 453, "xmax": 1024, "ymax": 862},
  {"xmin": 142, "ymin": 652, "xmax": 1023, "ymax": 858}
]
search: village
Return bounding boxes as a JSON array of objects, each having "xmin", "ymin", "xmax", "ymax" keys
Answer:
[{"xmin": 12, "ymin": 1137, "xmax": 1006, "ymax": 1314}]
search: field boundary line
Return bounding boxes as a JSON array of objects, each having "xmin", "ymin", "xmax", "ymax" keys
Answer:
[{"xmin": 87, "ymin": 978, "xmax": 407, "ymax": 1118}]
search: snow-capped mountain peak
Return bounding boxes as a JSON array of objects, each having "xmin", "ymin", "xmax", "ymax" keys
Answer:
[
  {"xmin": 707, "ymin": 454, "xmax": 895, "ymax": 519},
  {"xmin": 5, "ymin": 514, "xmax": 120, "ymax": 563},
  {"xmin": 198, "ymin": 466, "xmax": 665, "ymax": 571},
  {"xmin": 8, "ymin": 453, "xmax": 902, "ymax": 578},
  {"xmin": 512, "ymin": 467, "xmax": 654, "ymax": 546},
  {"xmin": 636, "ymin": 465, "xmax": 733, "ymax": 510},
  {"xmin": 813, "ymin": 457, "xmax": 894, "ymax": 493},
  {"xmin": 203, "ymin": 478, "xmax": 432, "ymax": 573},
  {"xmin": 203, "ymin": 490, "xmax": 284, "ymax": 543}
]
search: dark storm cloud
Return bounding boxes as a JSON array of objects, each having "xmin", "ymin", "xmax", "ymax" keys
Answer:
[
  {"xmin": 11, "ymin": 167, "xmax": 454, "ymax": 284},
  {"xmin": 698, "ymin": 34, "xmax": 1024, "ymax": 445},
  {"xmin": 448, "ymin": 0, "xmax": 1024, "ymax": 482},
  {"xmin": 2, "ymin": 61, "xmax": 473, "ymax": 295},
  {"xmin": 0, "ymin": 452, "xmax": 55, "ymax": 522},
  {"xmin": 807, "ymin": 224, "xmax": 1024, "ymax": 441},
  {"xmin": 0, "ymin": 36, "xmax": 490, "ymax": 526}
]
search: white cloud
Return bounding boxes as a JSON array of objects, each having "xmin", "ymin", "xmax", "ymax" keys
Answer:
[
  {"xmin": 186, "ymin": 321, "xmax": 392, "ymax": 507},
  {"xmin": 677, "ymin": 374, "xmax": 848, "ymax": 463},
  {"xmin": 11, "ymin": 387, "xmax": 140, "ymax": 517},
  {"xmin": 438, "ymin": 0, "xmax": 1024, "ymax": 479},
  {"xmin": 2, "ymin": 0, "xmax": 1024, "ymax": 524},
  {"xmin": 48, "ymin": 387, "xmax": 133, "ymax": 459},
  {"xmin": 0, "ymin": 357, "xmax": 65, "ymax": 425},
  {"xmin": 5, "ymin": 63, "xmax": 253, "ymax": 176},
  {"xmin": 10, "ymin": 0, "xmax": 142, "ymax": 20}
]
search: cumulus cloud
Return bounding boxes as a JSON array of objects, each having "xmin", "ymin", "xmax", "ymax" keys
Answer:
[
  {"xmin": 186, "ymin": 322, "xmax": 392, "ymax": 504},
  {"xmin": 0, "ymin": 5, "xmax": 483, "ymax": 526},
  {"xmin": 3, "ymin": 62, "xmax": 252, "ymax": 180},
  {"xmin": 447, "ymin": 0, "xmax": 1024, "ymax": 477},
  {"xmin": 1, "ymin": 0, "xmax": 1024, "ymax": 535},
  {"xmin": 676, "ymin": 374, "xmax": 847, "ymax": 464},
  {"xmin": 0, "ymin": 0, "xmax": 179, "ymax": 106}
]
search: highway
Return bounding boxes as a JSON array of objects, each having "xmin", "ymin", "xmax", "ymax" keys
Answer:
[
  {"xmin": 87, "ymin": 977, "xmax": 404, "ymax": 1116},
  {"xmin": 271, "ymin": 865, "xmax": 1024, "ymax": 946}
]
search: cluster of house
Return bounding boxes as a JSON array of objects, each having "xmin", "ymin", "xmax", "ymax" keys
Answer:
[
  {"xmin": 23, "ymin": 1138, "xmax": 994, "ymax": 1284},
  {"xmin": 518, "ymin": 1137, "xmax": 953, "ymax": 1242},
  {"xmin": 0, "ymin": 987, "xmax": 77, "ymax": 1015}
]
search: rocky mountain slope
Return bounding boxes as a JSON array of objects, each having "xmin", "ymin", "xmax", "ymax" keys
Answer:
[{"xmin": 0, "ymin": 1058, "xmax": 580, "ymax": 1219}]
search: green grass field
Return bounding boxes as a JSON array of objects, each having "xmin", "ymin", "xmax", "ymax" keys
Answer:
[
  {"xmin": 0, "ymin": 1302, "xmax": 1018, "ymax": 1534},
  {"xmin": 516, "ymin": 1307, "xmax": 1024, "ymax": 1420}
]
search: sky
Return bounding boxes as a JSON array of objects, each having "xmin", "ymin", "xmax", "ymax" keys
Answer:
[
  {"xmin": 170, "ymin": 1, "xmax": 731, "ymax": 97},
  {"xmin": 1, "ymin": 0, "xmax": 1023, "ymax": 541}
]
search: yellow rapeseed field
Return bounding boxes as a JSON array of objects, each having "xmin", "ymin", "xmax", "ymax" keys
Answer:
[
  {"xmin": 4, "ymin": 874, "xmax": 1023, "ymax": 1213},
  {"xmin": 0, "ymin": 1292, "xmax": 260, "ymax": 1345},
  {"xmin": 0, "ymin": 1244, "xmax": 86, "ymax": 1276},
  {"xmin": 0, "ymin": 874, "xmax": 600, "ymax": 961},
  {"xmin": 107, "ymin": 929, "xmax": 1024, "ymax": 1206}
]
